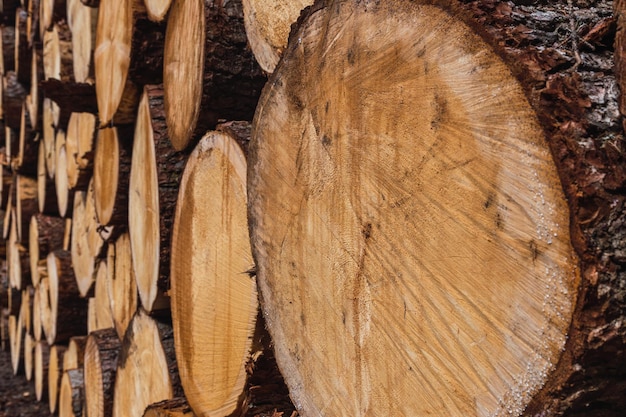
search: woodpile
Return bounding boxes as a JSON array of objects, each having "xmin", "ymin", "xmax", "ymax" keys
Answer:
[{"xmin": 0, "ymin": 1, "xmax": 624, "ymax": 417}]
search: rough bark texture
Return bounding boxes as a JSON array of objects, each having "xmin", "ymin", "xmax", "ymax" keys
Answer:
[
  {"xmin": 59, "ymin": 368, "xmax": 85, "ymax": 417},
  {"xmin": 142, "ymin": 397, "xmax": 195, "ymax": 417},
  {"xmin": 40, "ymin": 79, "xmax": 98, "ymax": 115},
  {"xmin": 44, "ymin": 250, "xmax": 88, "ymax": 344},
  {"xmin": 3, "ymin": 71, "xmax": 27, "ymax": 130},
  {"xmin": 34, "ymin": 339, "xmax": 50, "ymax": 401}
]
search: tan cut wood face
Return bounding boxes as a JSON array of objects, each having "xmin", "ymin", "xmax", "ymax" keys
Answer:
[
  {"xmin": 243, "ymin": 0, "xmax": 313, "ymax": 74},
  {"xmin": 248, "ymin": 2, "xmax": 580, "ymax": 417},
  {"xmin": 144, "ymin": 0, "xmax": 173, "ymax": 22},
  {"xmin": 94, "ymin": 127, "xmax": 119, "ymax": 225},
  {"xmin": 95, "ymin": 0, "xmax": 132, "ymax": 125},
  {"xmin": 171, "ymin": 132, "xmax": 257, "ymax": 416},
  {"xmin": 163, "ymin": 0, "xmax": 204, "ymax": 150},
  {"xmin": 129, "ymin": 89, "xmax": 160, "ymax": 312},
  {"xmin": 112, "ymin": 310, "xmax": 173, "ymax": 417}
]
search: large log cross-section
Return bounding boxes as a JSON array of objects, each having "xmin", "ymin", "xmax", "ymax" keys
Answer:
[{"xmin": 248, "ymin": 1, "xmax": 582, "ymax": 416}]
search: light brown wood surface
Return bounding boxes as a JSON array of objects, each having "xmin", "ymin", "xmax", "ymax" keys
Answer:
[
  {"xmin": 48, "ymin": 344, "xmax": 68, "ymax": 413},
  {"xmin": 247, "ymin": 1, "xmax": 580, "ymax": 416},
  {"xmin": 106, "ymin": 232, "xmax": 138, "ymax": 340},
  {"xmin": 242, "ymin": 0, "xmax": 313, "ymax": 74},
  {"xmin": 171, "ymin": 130, "xmax": 257, "ymax": 417},
  {"xmin": 112, "ymin": 309, "xmax": 181, "ymax": 417},
  {"xmin": 84, "ymin": 328, "xmax": 121, "ymax": 417}
]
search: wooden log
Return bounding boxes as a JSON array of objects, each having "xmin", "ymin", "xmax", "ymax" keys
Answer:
[
  {"xmin": 42, "ymin": 96, "xmax": 56, "ymax": 177},
  {"xmin": 40, "ymin": 78, "xmax": 98, "ymax": 115},
  {"xmin": 49, "ymin": 344, "xmax": 68, "ymax": 413},
  {"xmin": 245, "ymin": 1, "xmax": 597, "ymax": 416},
  {"xmin": 33, "ymin": 282, "xmax": 43, "ymax": 341},
  {"xmin": 29, "ymin": 213, "xmax": 65, "ymax": 287},
  {"xmin": 26, "ymin": 0, "xmax": 41, "ymax": 48},
  {"xmin": 8, "ymin": 314, "xmax": 23, "ymax": 374},
  {"xmin": 2, "ymin": 181, "xmax": 13, "ymax": 239},
  {"xmin": 59, "ymin": 368, "xmax": 85, "ymax": 417},
  {"xmin": 23, "ymin": 331, "xmax": 34, "ymax": 380},
  {"xmin": 55, "ymin": 129, "xmax": 75, "ymax": 217},
  {"xmin": 242, "ymin": 0, "xmax": 313, "ymax": 74},
  {"xmin": 63, "ymin": 335, "xmax": 88, "ymax": 370},
  {"xmin": 107, "ymin": 232, "xmax": 138, "ymax": 340},
  {"xmin": 163, "ymin": 0, "xmax": 266, "ymax": 150},
  {"xmin": 112, "ymin": 308, "xmax": 183, "ymax": 417},
  {"xmin": 87, "ymin": 297, "xmax": 97, "ymax": 333},
  {"xmin": 93, "ymin": 124, "xmax": 132, "ymax": 227},
  {"xmin": 93, "ymin": 258, "xmax": 114, "ymax": 331},
  {"xmin": 65, "ymin": 111, "xmax": 96, "ymax": 191},
  {"xmin": 18, "ymin": 285, "xmax": 33, "ymax": 335},
  {"xmin": 27, "ymin": 47, "xmax": 44, "ymax": 127},
  {"xmin": 84, "ymin": 327, "xmax": 121, "ymax": 417},
  {"xmin": 42, "ymin": 250, "xmax": 88, "ymax": 344},
  {"xmin": 81, "ymin": 0, "xmax": 100, "ymax": 7},
  {"xmin": 15, "ymin": 174, "xmax": 38, "ymax": 243},
  {"xmin": 468, "ymin": 1, "xmax": 625, "ymax": 414},
  {"xmin": 43, "ymin": 21, "xmax": 73, "ymax": 85},
  {"xmin": 40, "ymin": 0, "xmax": 68, "ymax": 35},
  {"xmin": 143, "ymin": 0, "xmax": 172, "ymax": 23},
  {"xmin": 8, "ymin": 208, "xmax": 30, "ymax": 290},
  {"xmin": 170, "ymin": 129, "xmax": 257, "ymax": 417},
  {"xmin": 95, "ymin": 0, "xmax": 165, "ymax": 126},
  {"xmin": 129, "ymin": 85, "xmax": 188, "ymax": 312},
  {"xmin": 37, "ymin": 139, "xmax": 60, "ymax": 214},
  {"xmin": 143, "ymin": 398, "xmax": 195, "ymax": 417},
  {"xmin": 1, "ymin": 25, "xmax": 16, "ymax": 73},
  {"xmin": 617, "ymin": 0, "xmax": 626, "ymax": 128},
  {"xmin": 0, "ymin": 166, "xmax": 12, "ymax": 209},
  {"xmin": 239, "ymin": 313, "xmax": 296, "ymax": 417},
  {"xmin": 67, "ymin": 0, "xmax": 98, "ymax": 83},
  {"xmin": 34, "ymin": 338, "xmax": 50, "ymax": 401}
]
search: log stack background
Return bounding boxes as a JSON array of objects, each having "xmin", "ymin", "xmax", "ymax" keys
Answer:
[{"xmin": 0, "ymin": 1, "xmax": 624, "ymax": 417}]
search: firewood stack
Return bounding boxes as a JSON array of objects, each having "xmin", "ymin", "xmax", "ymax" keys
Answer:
[{"xmin": 0, "ymin": 1, "xmax": 625, "ymax": 417}]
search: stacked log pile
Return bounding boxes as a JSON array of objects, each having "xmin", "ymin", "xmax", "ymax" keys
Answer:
[{"xmin": 0, "ymin": 1, "xmax": 624, "ymax": 417}]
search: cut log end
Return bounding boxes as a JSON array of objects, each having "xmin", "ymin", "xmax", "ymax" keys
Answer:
[
  {"xmin": 242, "ymin": 0, "xmax": 313, "ymax": 74},
  {"xmin": 112, "ymin": 309, "xmax": 178, "ymax": 417},
  {"xmin": 248, "ymin": 2, "xmax": 580, "ymax": 416},
  {"xmin": 162, "ymin": 0, "xmax": 203, "ymax": 151},
  {"xmin": 94, "ymin": 0, "xmax": 133, "ymax": 125},
  {"xmin": 171, "ymin": 130, "xmax": 257, "ymax": 417}
]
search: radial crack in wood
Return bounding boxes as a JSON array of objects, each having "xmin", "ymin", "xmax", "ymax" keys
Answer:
[{"xmin": 59, "ymin": 368, "xmax": 85, "ymax": 417}]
